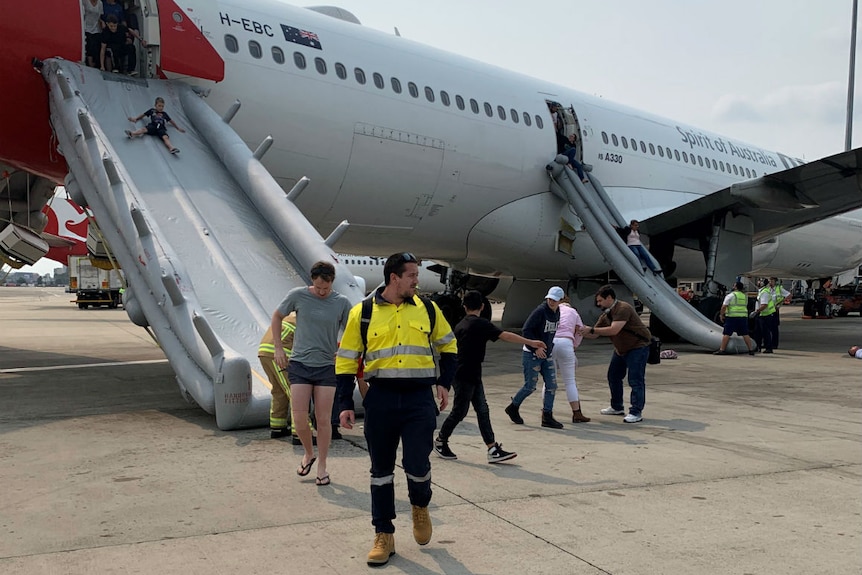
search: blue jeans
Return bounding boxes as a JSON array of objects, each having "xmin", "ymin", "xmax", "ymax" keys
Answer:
[
  {"xmin": 628, "ymin": 245, "xmax": 660, "ymax": 272},
  {"xmin": 607, "ymin": 345, "xmax": 648, "ymax": 416},
  {"xmin": 564, "ymin": 149, "xmax": 587, "ymax": 181},
  {"xmin": 512, "ymin": 351, "xmax": 557, "ymax": 412}
]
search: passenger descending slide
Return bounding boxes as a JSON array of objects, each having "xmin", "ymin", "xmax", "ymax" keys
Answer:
[
  {"xmin": 547, "ymin": 156, "xmax": 747, "ymax": 353},
  {"xmin": 42, "ymin": 59, "xmax": 365, "ymax": 429}
]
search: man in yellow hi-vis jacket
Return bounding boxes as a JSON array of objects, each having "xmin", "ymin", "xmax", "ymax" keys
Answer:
[
  {"xmin": 336, "ymin": 252, "xmax": 457, "ymax": 567},
  {"xmin": 258, "ymin": 313, "xmax": 296, "ymax": 438}
]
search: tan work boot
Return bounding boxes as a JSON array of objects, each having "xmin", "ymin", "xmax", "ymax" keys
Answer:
[
  {"xmin": 367, "ymin": 532, "xmax": 395, "ymax": 566},
  {"xmin": 572, "ymin": 409, "xmax": 591, "ymax": 423},
  {"xmin": 412, "ymin": 505, "xmax": 432, "ymax": 545}
]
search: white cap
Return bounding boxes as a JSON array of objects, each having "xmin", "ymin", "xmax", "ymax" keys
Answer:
[{"xmin": 545, "ymin": 286, "xmax": 565, "ymax": 301}]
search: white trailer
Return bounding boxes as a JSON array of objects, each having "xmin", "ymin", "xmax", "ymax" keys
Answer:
[{"xmin": 68, "ymin": 255, "xmax": 123, "ymax": 309}]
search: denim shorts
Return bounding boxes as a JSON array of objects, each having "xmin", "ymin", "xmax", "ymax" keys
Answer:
[{"xmin": 287, "ymin": 361, "xmax": 336, "ymax": 387}]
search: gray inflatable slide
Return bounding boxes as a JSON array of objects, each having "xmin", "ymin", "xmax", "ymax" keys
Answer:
[{"xmin": 42, "ymin": 59, "xmax": 365, "ymax": 430}]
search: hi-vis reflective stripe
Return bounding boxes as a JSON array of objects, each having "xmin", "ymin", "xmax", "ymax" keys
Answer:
[
  {"xmin": 365, "ymin": 367, "xmax": 438, "ymax": 379},
  {"xmin": 259, "ymin": 343, "xmax": 276, "ymax": 354},
  {"xmin": 337, "ymin": 348, "xmax": 362, "ymax": 360},
  {"xmin": 370, "ymin": 474, "xmax": 395, "ymax": 486},
  {"xmin": 431, "ymin": 332, "xmax": 455, "ymax": 347},
  {"xmin": 406, "ymin": 470, "xmax": 432, "ymax": 483},
  {"xmin": 366, "ymin": 345, "xmax": 433, "ymax": 362}
]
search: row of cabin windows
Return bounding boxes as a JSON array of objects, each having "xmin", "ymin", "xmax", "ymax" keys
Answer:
[
  {"xmin": 601, "ymin": 131, "xmax": 759, "ymax": 178},
  {"xmin": 225, "ymin": 35, "xmax": 546, "ymax": 130}
]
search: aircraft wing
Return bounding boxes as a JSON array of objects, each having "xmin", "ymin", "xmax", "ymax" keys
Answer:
[{"xmin": 643, "ymin": 147, "xmax": 862, "ymax": 242}]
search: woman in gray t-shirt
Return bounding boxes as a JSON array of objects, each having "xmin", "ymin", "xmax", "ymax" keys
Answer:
[{"xmin": 271, "ymin": 261, "xmax": 352, "ymax": 486}]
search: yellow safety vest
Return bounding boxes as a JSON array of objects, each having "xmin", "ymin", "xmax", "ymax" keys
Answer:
[
  {"xmin": 758, "ymin": 287, "xmax": 776, "ymax": 316},
  {"xmin": 258, "ymin": 317, "xmax": 296, "ymax": 358},
  {"xmin": 336, "ymin": 294, "xmax": 457, "ymax": 380},
  {"xmin": 726, "ymin": 291, "xmax": 748, "ymax": 317}
]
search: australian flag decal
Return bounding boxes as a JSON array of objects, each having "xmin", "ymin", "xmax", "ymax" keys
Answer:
[{"xmin": 281, "ymin": 24, "xmax": 322, "ymax": 50}]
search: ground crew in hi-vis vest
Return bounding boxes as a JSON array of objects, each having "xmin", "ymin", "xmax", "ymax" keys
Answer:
[
  {"xmin": 258, "ymin": 314, "xmax": 296, "ymax": 438},
  {"xmin": 335, "ymin": 252, "xmax": 457, "ymax": 567},
  {"xmin": 754, "ymin": 280, "xmax": 777, "ymax": 353},
  {"xmin": 713, "ymin": 281, "xmax": 756, "ymax": 355}
]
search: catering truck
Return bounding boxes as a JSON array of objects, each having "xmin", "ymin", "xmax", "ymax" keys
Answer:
[{"xmin": 68, "ymin": 255, "xmax": 123, "ymax": 309}]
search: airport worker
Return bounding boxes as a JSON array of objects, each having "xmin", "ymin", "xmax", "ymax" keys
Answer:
[
  {"xmin": 713, "ymin": 281, "xmax": 756, "ymax": 355},
  {"xmin": 271, "ymin": 260, "xmax": 351, "ymax": 487},
  {"xmin": 335, "ymin": 252, "xmax": 457, "ymax": 566},
  {"xmin": 753, "ymin": 277, "xmax": 777, "ymax": 354},
  {"xmin": 435, "ymin": 290, "xmax": 545, "ymax": 464},
  {"xmin": 125, "ymin": 96, "xmax": 185, "ymax": 154},
  {"xmin": 769, "ymin": 277, "xmax": 791, "ymax": 349},
  {"xmin": 504, "ymin": 286, "xmax": 565, "ymax": 429},
  {"xmin": 258, "ymin": 313, "xmax": 297, "ymax": 438},
  {"xmin": 579, "ymin": 285, "xmax": 651, "ymax": 423},
  {"xmin": 619, "ymin": 220, "xmax": 662, "ymax": 275},
  {"xmin": 553, "ymin": 298, "xmax": 591, "ymax": 422},
  {"xmin": 849, "ymin": 345, "xmax": 862, "ymax": 359}
]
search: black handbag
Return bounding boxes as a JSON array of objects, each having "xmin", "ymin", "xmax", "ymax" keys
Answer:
[{"xmin": 647, "ymin": 337, "xmax": 662, "ymax": 365}]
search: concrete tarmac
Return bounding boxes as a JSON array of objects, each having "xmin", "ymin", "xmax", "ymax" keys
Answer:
[{"xmin": 1, "ymin": 287, "xmax": 860, "ymax": 574}]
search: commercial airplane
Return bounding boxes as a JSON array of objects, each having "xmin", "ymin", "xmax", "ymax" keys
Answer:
[{"xmin": 1, "ymin": 1, "xmax": 860, "ymax": 428}]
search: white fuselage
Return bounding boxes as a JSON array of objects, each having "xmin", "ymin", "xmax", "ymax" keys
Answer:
[{"xmin": 167, "ymin": 0, "xmax": 862, "ymax": 280}]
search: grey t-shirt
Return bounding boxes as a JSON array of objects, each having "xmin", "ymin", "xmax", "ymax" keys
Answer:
[{"xmin": 276, "ymin": 287, "xmax": 352, "ymax": 367}]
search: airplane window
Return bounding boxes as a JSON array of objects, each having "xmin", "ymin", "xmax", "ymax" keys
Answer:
[
  {"xmin": 391, "ymin": 77, "xmax": 402, "ymax": 93},
  {"xmin": 698, "ymin": 156, "xmax": 703, "ymax": 167},
  {"xmin": 674, "ymin": 149, "xmax": 680, "ymax": 161},
  {"xmin": 470, "ymin": 99, "xmax": 479, "ymax": 114},
  {"xmin": 648, "ymin": 143, "xmax": 655, "ymax": 155},
  {"xmin": 665, "ymin": 146, "xmax": 672, "ymax": 158},
  {"xmin": 733, "ymin": 165, "xmax": 739, "ymax": 175},
  {"xmin": 745, "ymin": 168, "xmax": 752, "ymax": 178},
  {"xmin": 630, "ymin": 138, "xmax": 637, "ymax": 151},
  {"xmin": 408, "ymin": 82, "xmax": 419, "ymax": 98},
  {"xmin": 640, "ymin": 141, "xmax": 647, "ymax": 153},
  {"xmin": 248, "ymin": 40, "xmax": 262, "ymax": 59},
  {"xmin": 612, "ymin": 134, "xmax": 618, "ymax": 146},
  {"xmin": 315, "ymin": 57, "xmax": 327, "ymax": 74},
  {"xmin": 293, "ymin": 52, "xmax": 306, "ymax": 70},
  {"xmin": 658, "ymin": 146, "xmax": 664, "ymax": 157},
  {"xmin": 425, "ymin": 87, "xmax": 435, "ymax": 102},
  {"xmin": 271, "ymin": 46, "xmax": 285, "ymax": 64},
  {"xmin": 511, "ymin": 109, "xmax": 519, "ymax": 123},
  {"xmin": 621, "ymin": 137, "xmax": 629, "ymax": 149},
  {"xmin": 535, "ymin": 115, "xmax": 544, "ymax": 129},
  {"xmin": 482, "ymin": 102, "xmax": 492, "ymax": 117},
  {"xmin": 225, "ymin": 35, "xmax": 239, "ymax": 53},
  {"xmin": 354, "ymin": 67, "xmax": 366, "ymax": 84},
  {"xmin": 602, "ymin": 132, "xmax": 609, "ymax": 145},
  {"xmin": 719, "ymin": 161, "xmax": 725, "ymax": 172},
  {"xmin": 497, "ymin": 106, "xmax": 506, "ymax": 120},
  {"xmin": 712, "ymin": 159, "xmax": 718, "ymax": 169},
  {"xmin": 441, "ymin": 91, "xmax": 450, "ymax": 106},
  {"xmin": 523, "ymin": 111, "xmax": 532, "ymax": 126},
  {"xmin": 335, "ymin": 62, "xmax": 347, "ymax": 79},
  {"xmin": 373, "ymin": 73, "xmax": 384, "ymax": 89},
  {"xmin": 682, "ymin": 151, "xmax": 689, "ymax": 163},
  {"xmin": 456, "ymin": 95, "xmax": 465, "ymax": 110}
]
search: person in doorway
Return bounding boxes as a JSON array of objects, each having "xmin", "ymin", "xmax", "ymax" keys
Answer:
[
  {"xmin": 713, "ymin": 281, "xmax": 756, "ymax": 355},
  {"xmin": 618, "ymin": 220, "xmax": 662, "ymax": 275},
  {"xmin": 553, "ymin": 298, "xmax": 591, "ymax": 422},
  {"xmin": 579, "ymin": 285, "xmax": 651, "ymax": 423},
  {"xmin": 122, "ymin": 0, "xmax": 147, "ymax": 76},
  {"xmin": 126, "ymin": 96, "xmax": 185, "ymax": 154},
  {"xmin": 335, "ymin": 252, "xmax": 457, "ymax": 566},
  {"xmin": 504, "ymin": 286, "xmax": 564, "ymax": 429},
  {"xmin": 99, "ymin": 15, "xmax": 132, "ymax": 74},
  {"xmin": 272, "ymin": 261, "xmax": 352, "ymax": 487},
  {"xmin": 82, "ymin": 0, "xmax": 104, "ymax": 68},
  {"xmin": 562, "ymin": 132, "xmax": 590, "ymax": 183},
  {"xmin": 259, "ymin": 313, "xmax": 297, "ymax": 438},
  {"xmin": 435, "ymin": 290, "xmax": 545, "ymax": 464},
  {"xmin": 101, "ymin": 0, "xmax": 125, "ymax": 25}
]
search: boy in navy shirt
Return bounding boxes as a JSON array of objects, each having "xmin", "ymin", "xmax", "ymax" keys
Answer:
[{"xmin": 125, "ymin": 96, "xmax": 185, "ymax": 154}]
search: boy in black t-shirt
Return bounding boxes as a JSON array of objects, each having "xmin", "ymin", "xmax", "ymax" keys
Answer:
[
  {"xmin": 434, "ymin": 291, "xmax": 546, "ymax": 464},
  {"xmin": 125, "ymin": 96, "xmax": 186, "ymax": 154}
]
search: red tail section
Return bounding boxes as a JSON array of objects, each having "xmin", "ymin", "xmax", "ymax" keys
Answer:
[{"xmin": 157, "ymin": 0, "xmax": 224, "ymax": 81}]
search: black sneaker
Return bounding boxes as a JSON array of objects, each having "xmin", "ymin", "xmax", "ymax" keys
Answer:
[
  {"xmin": 487, "ymin": 443, "xmax": 517, "ymax": 464},
  {"xmin": 434, "ymin": 437, "xmax": 457, "ymax": 460},
  {"xmin": 270, "ymin": 428, "xmax": 290, "ymax": 439},
  {"xmin": 505, "ymin": 402, "xmax": 524, "ymax": 425}
]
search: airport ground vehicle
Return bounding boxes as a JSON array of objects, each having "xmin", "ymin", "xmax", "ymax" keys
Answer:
[{"xmin": 68, "ymin": 255, "xmax": 123, "ymax": 309}]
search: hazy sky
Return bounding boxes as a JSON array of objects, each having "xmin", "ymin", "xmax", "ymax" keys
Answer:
[{"xmin": 13, "ymin": 0, "xmax": 860, "ymax": 276}]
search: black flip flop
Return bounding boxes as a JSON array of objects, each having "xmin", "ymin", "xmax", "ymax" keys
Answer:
[
  {"xmin": 315, "ymin": 475, "xmax": 331, "ymax": 486},
  {"xmin": 296, "ymin": 456, "xmax": 316, "ymax": 477}
]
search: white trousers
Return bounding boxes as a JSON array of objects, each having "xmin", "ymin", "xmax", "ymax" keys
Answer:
[{"xmin": 552, "ymin": 338, "xmax": 580, "ymax": 402}]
